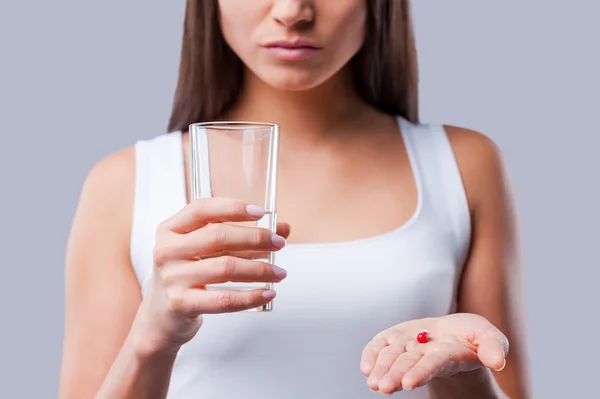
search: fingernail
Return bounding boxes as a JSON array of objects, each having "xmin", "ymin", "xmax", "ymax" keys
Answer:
[
  {"xmin": 273, "ymin": 265, "xmax": 287, "ymax": 279},
  {"xmin": 494, "ymin": 357, "xmax": 507, "ymax": 372},
  {"xmin": 262, "ymin": 290, "xmax": 276, "ymax": 300},
  {"xmin": 246, "ymin": 205, "xmax": 266, "ymax": 218},
  {"xmin": 271, "ymin": 234, "xmax": 286, "ymax": 249}
]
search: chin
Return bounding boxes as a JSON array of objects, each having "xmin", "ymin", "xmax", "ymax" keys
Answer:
[{"xmin": 254, "ymin": 67, "xmax": 332, "ymax": 92}]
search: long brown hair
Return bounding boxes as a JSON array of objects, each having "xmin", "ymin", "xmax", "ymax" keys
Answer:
[{"xmin": 167, "ymin": 0, "xmax": 419, "ymax": 133}]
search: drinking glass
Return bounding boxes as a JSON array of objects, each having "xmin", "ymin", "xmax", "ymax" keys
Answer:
[{"xmin": 189, "ymin": 122, "xmax": 280, "ymax": 311}]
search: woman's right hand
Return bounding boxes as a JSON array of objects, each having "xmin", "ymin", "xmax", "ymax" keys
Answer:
[{"xmin": 130, "ymin": 197, "xmax": 289, "ymax": 355}]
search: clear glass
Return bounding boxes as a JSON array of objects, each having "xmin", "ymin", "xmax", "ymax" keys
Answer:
[{"xmin": 189, "ymin": 121, "xmax": 280, "ymax": 312}]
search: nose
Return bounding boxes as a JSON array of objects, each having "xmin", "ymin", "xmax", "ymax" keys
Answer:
[{"xmin": 271, "ymin": 0, "xmax": 314, "ymax": 28}]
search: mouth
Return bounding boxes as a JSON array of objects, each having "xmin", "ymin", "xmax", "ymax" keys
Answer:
[{"xmin": 263, "ymin": 39, "xmax": 322, "ymax": 61}]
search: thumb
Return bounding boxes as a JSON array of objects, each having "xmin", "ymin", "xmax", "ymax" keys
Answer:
[
  {"xmin": 276, "ymin": 222, "xmax": 291, "ymax": 239},
  {"xmin": 473, "ymin": 327, "xmax": 509, "ymax": 372}
]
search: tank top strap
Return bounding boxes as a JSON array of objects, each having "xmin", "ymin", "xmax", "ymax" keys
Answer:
[
  {"xmin": 397, "ymin": 116, "xmax": 471, "ymax": 265},
  {"xmin": 130, "ymin": 131, "xmax": 187, "ymax": 293}
]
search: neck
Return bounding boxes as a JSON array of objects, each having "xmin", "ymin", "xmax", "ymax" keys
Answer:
[{"xmin": 221, "ymin": 67, "xmax": 370, "ymax": 145}]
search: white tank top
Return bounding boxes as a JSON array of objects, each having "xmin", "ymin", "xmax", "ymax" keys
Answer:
[{"xmin": 130, "ymin": 116, "xmax": 471, "ymax": 399}]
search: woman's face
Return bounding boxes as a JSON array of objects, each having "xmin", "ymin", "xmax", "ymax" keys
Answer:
[{"xmin": 218, "ymin": 0, "xmax": 367, "ymax": 90}]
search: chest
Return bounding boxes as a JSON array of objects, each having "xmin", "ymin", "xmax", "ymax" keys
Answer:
[
  {"xmin": 276, "ymin": 155, "xmax": 417, "ymax": 244},
  {"xmin": 182, "ymin": 129, "xmax": 418, "ymax": 245}
]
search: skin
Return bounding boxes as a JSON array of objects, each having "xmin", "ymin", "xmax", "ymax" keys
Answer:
[{"xmin": 59, "ymin": 0, "xmax": 532, "ymax": 398}]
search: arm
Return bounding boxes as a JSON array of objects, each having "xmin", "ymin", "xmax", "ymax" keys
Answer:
[
  {"xmin": 59, "ymin": 147, "xmax": 289, "ymax": 398},
  {"xmin": 427, "ymin": 126, "xmax": 532, "ymax": 399},
  {"xmin": 58, "ymin": 148, "xmax": 177, "ymax": 398}
]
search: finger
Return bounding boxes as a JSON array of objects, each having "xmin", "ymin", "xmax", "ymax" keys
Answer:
[
  {"xmin": 366, "ymin": 345, "xmax": 406, "ymax": 391},
  {"xmin": 401, "ymin": 349, "xmax": 458, "ymax": 390},
  {"xmin": 206, "ymin": 224, "xmax": 291, "ymax": 255},
  {"xmin": 474, "ymin": 327, "xmax": 509, "ymax": 371},
  {"xmin": 360, "ymin": 336, "xmax": 388, "ymax": 376},
  {"xmin": 177, "ymin": 287, "xmax": 277, "ymax": 315},
  {"xmin": 276, "ymin": 222, "xmax": 291, "ymax": 239},
  {"xmin": 163, "ymin": 256, "xmax": 287, "ymax": 286},
  {"xmin": 200, "ymin": 250, "xmax": 272, "ymax": 261},
  {"xmin": 162, "ymin": 198, "xmax": 267, "ymax": 234},
  {"xmin": 215, "ymin": 221, "xmax": 288, "ymax": 259},
  {"xmin": 180, "ymin": 224, "xmax": 286, "ymax": 259},
  {"xmin": 378, "ymin": 350, "xmax": 424, "ymax": 395}
]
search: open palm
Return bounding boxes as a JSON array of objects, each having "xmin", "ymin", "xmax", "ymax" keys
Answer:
[{"xmin": 360, "ymin": 313, "xmax": 509, "ymax": 395}]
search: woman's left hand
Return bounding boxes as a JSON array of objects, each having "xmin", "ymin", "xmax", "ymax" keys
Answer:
[{"xmin": 360, "ymin": 313, "xmax": 509, "ymax": 395}]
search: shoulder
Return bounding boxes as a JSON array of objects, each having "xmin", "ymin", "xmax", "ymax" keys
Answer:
[
  {"xmin": 79, "ymin": 132, "xmax": 182, "ymax": 222},
  {"xmin": 81, "ymin": 133, "xmax": 174, "ymax": 207},
  {"xmin": 83, "ymin": 146, "xmax": 135, "ymax": 202},
  {"xmin": 78, "ymin": 145, "xmax": 136, "ymax": 230},
  {"xmin": 64, "ymin": 144, "xmax": 139, "ymax": 271},
  {"xmin": 443, "ymin": 125, "xmax": 504, "ymax": 175},
  {"xmin": 442, "ymin": 125, "xmax": 510, "ymax": 212}
]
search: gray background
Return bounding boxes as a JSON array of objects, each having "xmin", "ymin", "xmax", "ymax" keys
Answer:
[{"xmin": 0, "ymin": 0, "xmax": 598, "ymax": 397}]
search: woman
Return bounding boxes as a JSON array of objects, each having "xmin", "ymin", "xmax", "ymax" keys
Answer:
[{"xmin": 59, "ymin": 0, "xmax": 531, "ymax": 398}]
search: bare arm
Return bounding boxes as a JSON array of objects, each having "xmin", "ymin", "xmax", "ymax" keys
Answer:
[
  {"xmin": 58, "ymin": 148, "xmax": 177, "ymax": 398},
  {"xmin": 59, "ymin": 147, "xmax": 289, "ymax": 398},
  {"xmin": 427, "ymin": 126, "xmax": 532, "ymax": 399}
]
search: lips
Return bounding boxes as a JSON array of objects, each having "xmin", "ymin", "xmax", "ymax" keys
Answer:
[{"xmin": 263, "ymin": 39, "xmax": 322, "ymax": 61}]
